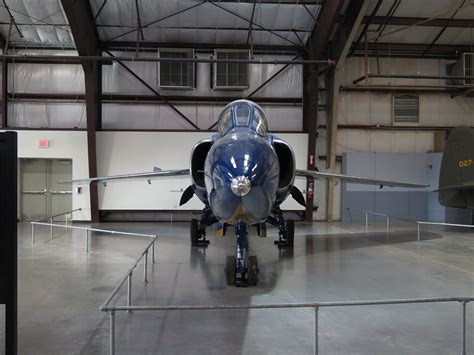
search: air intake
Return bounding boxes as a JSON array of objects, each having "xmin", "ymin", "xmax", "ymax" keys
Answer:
[
  {"xmin": 463, "ymin": 53, "xmax": 474, "ymax": 85},
  {"xmin": 446, "ymin": 53, "xmax": 474, "ymax": 86},
  {"xmin": 393, "ymin": 94, "xmax": 419, "ymax": 123}
]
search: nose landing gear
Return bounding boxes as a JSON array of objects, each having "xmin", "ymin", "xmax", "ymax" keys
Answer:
[{"xmin": 225, "ymin": 222, "xmax": 259, "ymax": 286}]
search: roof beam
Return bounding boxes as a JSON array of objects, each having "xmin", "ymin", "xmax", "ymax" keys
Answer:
[
  {"xmin": 422, "ymin": 0, "xmax": 467, "ymax": 56},
  {"xmin": 362, "ymin": 15, "xmax": 474, "ymax": 28},
  {"xmin": 61, "ymin": 0, "xmax": 99, "ymax": 57},
  {"xmin": 330, "ymin": 0, "xmax": 372, "ymax": 67},
  {"xmin": 102, "ymin": 41, "xmax": 301, "ymax": 53},
  {"xmin": 210, "ymin": 1, "xmax": 305, "ymax": 50},
  {"xmin": 205, "ymin": 0, "xmax": 323, "ymax": 3},
  {"xmin": 62, "ymin": 0, "xmax": 100, "ymax": 223},
  {"xmin": 306, "ymin": 0, "xmax": 344, "ymax": 58},
  {"xmin": 352, "ymin": 42, "xmax": 472, "ymax": 58}
]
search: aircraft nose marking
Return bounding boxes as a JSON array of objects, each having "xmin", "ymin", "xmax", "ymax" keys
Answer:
[{"xmin": 231, "ymin": 176, "xmax": 251, "ymax": 196}]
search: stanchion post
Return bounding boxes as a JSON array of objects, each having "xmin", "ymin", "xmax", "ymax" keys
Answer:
[
  {"xmin": 86, "ymin": 229, "xmax": 90, "ymax": 253},
  {"xmin": 31, "ymin": 223, "xmax": 35, "ymax": 244},
  {"xmin": 314, "ymin": 305, "xmax": 319, "ymax": 355},
  {"xmin": 461, "ymin": 300, "xmax": 467, "ymax": 355},
  {"xmin": 417, "ymin": 223, "xmax": 420, "ymax": 243},
  {"xmin": 127, "ymin": 271, "xmax": 133, "ymax": 312},
  {"xmin": 144, "ymin": 250, "xmax": 148, "ymax": 283},
  {"xmin": 110, "ymin": 310, "xmax": 115, "ymax": 355},
  {"xmin": 386, "ymin": 216, "xmax": 390, "ymax": 234},
  {"xmin": 66, "ymin": 213, "xmax": 69, "ymax": 229},
  {"xmin": 152, "ymin": 238, "xmax": 156, "ymax": 263},
  {"xmin": 50, "ymin": 217, "xmax": 53, "ymax": 238},
  {"xmin": 365, "ymin": 212, "xmax": 368, "ymax": 231}
]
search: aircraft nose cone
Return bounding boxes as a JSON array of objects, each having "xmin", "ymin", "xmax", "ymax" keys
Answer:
[{"xmin": 231, "ymin": 176, "xmax": 251, "ymax": 196}]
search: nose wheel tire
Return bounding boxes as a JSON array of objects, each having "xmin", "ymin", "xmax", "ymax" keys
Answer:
[{"xmin": 225, "ymin": 256, "xmax": 236, "ymax": 285}]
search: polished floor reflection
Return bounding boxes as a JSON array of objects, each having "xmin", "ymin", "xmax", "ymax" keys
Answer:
[{"xmin": 1, "ymin": 221, "xmax": 473, "ymax": 354}]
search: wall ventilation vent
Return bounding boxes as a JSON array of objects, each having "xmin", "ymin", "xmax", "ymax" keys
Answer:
[
  {"xmin": 463, "ymin": 53, "xmax": 474, "ymax": 85},
  {"xmin": 447, "ymin": 53, "xmax": 474, "ymax": 86},
  {"xmin": 393, "ymin": 94, "xmax": 419, "ymax": 123}
]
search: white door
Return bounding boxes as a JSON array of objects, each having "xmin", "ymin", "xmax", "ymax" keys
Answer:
[{"xmin": 20, "ymin": 159, "xmax": 72, "ymax": 221}]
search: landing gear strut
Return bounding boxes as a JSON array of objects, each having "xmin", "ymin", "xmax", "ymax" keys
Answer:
[
  {"xmin": 190, "ymin": 218, "xmax": 209, "ymax": 247},
  {"xmin": 225, "ymin": 221, "xmax": 259, "ymax": 286},
  {"xmin": 190, "ymin": 205, "xmax": 216, "ymax": 247},
  {"xmin": 267, "ymin": 207, "xmax": 294, "ymax": 248}
]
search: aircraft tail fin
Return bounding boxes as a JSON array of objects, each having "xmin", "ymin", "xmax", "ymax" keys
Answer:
[{"xmin": 438, "ymin": 127, "xmax": 474, "ymax": 208}]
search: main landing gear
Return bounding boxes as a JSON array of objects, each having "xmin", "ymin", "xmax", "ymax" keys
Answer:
[
  {"xmin": 265, "ymin": 206, "xmax": 294, "ymax": 248},
  {"xmin": 225, "ymin": 222, "xmax": 259, "ymax": 287},
  {"xmin": 190, "ymin": 205, "xmax": 217, "ymax": 247},
  {"xmin": 190, "ymin": 218, "xmax": 209, "ymax": 247}
]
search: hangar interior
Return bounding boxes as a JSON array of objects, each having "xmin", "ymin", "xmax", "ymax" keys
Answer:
[{"xmin": 0, "ymin": 0, "xmax": 474, "ymax": 354}]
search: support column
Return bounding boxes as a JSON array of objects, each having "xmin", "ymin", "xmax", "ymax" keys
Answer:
[
  {"xmin": 322, "ymin": 0, "xmax": 372, "ymax": 221},
  {"xmin": 62, "ymin": 0, "xmax": 102, "ymax": 222},
  {"xmin": 84, "ymin": 61, "xmax": 101, "ymax": 222},
  {"xmin": 303, "ymin": 0, "xmax": 345, "ymax": 222},
  {"xmin": 0, "ymin": 132, "xmax": 18, "ymax": 355},
  {"xmin": 325, "ymin": 68, "xmax": 341, "ymax": 221},
  {"xmin": 1, "ymin": 59, "xmax": 7, "ymax": 128},
  {"xmin": 302, "ymin": 58, "xmax": 319, "ymax": 222}
]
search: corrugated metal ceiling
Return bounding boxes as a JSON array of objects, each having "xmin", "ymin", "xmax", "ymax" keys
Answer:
[
  {"xmin": 0, "ymin": 0, "xmax": 73, "ymax": 47},
  {"xmin": 0, "ymin": 0, "xmax": 473, "ymax": 52},
  {"xmin": 90, "ymin": 0, "xmax": 321, "ymax": 47}
]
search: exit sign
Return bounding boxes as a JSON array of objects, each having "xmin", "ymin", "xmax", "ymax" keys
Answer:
[{"xmin": 38, "ymin": 140, "xmax": 49, "ymax": 148}]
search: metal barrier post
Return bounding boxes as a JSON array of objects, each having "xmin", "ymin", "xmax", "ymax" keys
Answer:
[
  {"xmin": 386, "ymin": 216, "xmax": 390, "ymax": 234},
  {"xmin": 50, "ymin": 217, "xmax": 53, "ymax": 238},
  {"xmin": 127, "ymin": 271, "xmax": 133, "ymax": 312},
  {"xmin": 31, "ymin": 223, "xmax": 35, "ymax": 244},
  {"xmin": 461, "ymin": 300, "xmax": 467, "ymax": 355},
  {"xmin": 144, "ymin": 250, "xmax": 148, "ymax": 283},
  {"xmin": 314, "ymin": 306, "xmax": 319, "ymax": 355},
  {"xmin": 66, "ymin": 213, "xmax": 69, "ymax": 229},
  {"xmin": 365, "ymin": 212, "xmax": 368, "ymax": 230},
  {"xmin": 110, "ymin": 310, "xmax": 115, "ymax": 355},
  {"xmin": 86, "ymin": 229, "xmax": 90, "ymax": 253},
  {"xmin": 417, "ymin": 223, "xmax": 420, "ymax": 243},
  {"xmin": 152, "ymin": 240, "xmax": 155, "ymax": 263}
]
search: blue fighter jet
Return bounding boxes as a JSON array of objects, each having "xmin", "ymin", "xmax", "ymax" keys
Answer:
[{"xmin": 65, "ymin": 100, "xmax": 428, "ymax": 286}]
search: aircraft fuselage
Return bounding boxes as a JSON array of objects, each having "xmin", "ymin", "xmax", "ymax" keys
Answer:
[{"xmin": 204, "ymin": 130, "xmax": 280, "ymax": 225}]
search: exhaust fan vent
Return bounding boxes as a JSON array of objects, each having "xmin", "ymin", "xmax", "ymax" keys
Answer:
[
  {"xmin": 447, "ymin": 53, "xmax": 474, "ymax": 86},
  {"xmin": 463, "ymin": 53, "xmax": 474, "ymax": 85},
  {"xmin": 393, "ymin": 94, "xmax": 419, "ymax": 123}
]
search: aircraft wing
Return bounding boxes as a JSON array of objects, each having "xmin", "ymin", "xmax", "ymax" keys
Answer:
[
  {"xmin": 296, "ymin": 170, "xmax": 429, "ymax": 188},
  {"xmin": 433, "ymin": 183, "xmax": 474, "ymax": 192},
  {"xmin": 58, "ymin": 169, "xmax": 190, "ymax": 185}
]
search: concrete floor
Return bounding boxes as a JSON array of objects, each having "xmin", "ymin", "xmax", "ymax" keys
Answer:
[{"xmin": 1, "ymin": 220, "xmax": 473, "ymax": 354}]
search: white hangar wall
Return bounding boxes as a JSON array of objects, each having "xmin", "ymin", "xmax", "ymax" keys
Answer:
[
  {"xmin": 0, "ymin": 130, "xmax": 91, "ymax": 221},
  {"xmin": 315, "ymin": 56, "xmax": 474, "ymax": 220},
  {"xmin": 96, "ymin": 131, "xmax": 308, "ymax": 212}
]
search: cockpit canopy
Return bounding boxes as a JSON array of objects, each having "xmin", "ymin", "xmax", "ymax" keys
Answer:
[{"xmin": 217, "ymin": 100, "xmax": 268, "ymax": 137}]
